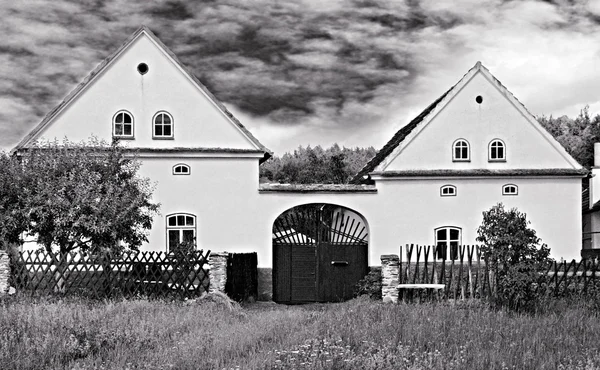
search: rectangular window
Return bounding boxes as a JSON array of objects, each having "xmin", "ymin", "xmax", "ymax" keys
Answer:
[
  {"xmin": 166, "ymin": 214, "xmax": 196, "ymax": 253},
  {"xmin": 435, "ymin": 227, "xmax": 461, "ymax": 260}
]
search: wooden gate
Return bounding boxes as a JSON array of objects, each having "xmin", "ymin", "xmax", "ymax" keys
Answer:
[{"xmin": 272, "ymin": 204, "xmax": 368, "ymax": 303}]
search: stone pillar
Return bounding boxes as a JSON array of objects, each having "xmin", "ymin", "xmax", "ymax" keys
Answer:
[
  {"xmin": 0, "ymin": 251, "xmax": 10, "ymax": 296},
  {"xmin": 208, "ymin": 252, "xmax": 228, "ymax": 294},
  {"xmin": 381, "ymin": 254, "xmax": 400, "ymax": 303}
]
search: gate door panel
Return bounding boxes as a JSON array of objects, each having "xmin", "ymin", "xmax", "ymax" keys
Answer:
[
  {"xmin": 273, "ymin": 244, "xmax": 291, "ymax": 302},
  {"xmin": 318, "ymin": 243, "xmax": 368, "ymax": 302},
  {"xmin": 291, "ymin": 245, "xmax": 317, "ymax": 302},
  {"xmin": 272, "ymin": 204, "xmax": 368, "ymax": 303}
]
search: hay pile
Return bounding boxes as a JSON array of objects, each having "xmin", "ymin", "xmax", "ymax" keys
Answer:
[{"xmin": 185, "ymin": 291, "xmax": 242, "ymax": 312}]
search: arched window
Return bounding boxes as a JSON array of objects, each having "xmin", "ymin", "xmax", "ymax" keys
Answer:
[
  {"xmin": 502, "ymin": 184, "xmax": 518, "ymax": 196},
  {"xmin": 435, "ymin": 226, "xmax": 461, "ymax": 260},
  {"xmin": 173, "ymin": 164, "xmax": 190, "ymax": 175},
  {"xmin": 166, "ymin": 213, "xmax": 196, "ymax": 252},
  {"xmin": 113, "ymin": 111, "xmax": 134, "ymax": 138},
  {"xmin": 453, "ymin": 139, "xmax": 470, "ymax": 161},
  {"xmin": 440, "ymin": 185, "xmax": 456, "ymax": 197},
  {"xmin": 153, "ymin": 111, "xmax": 173, "ymax": 139},
  {"xmin": 489, "ymin": 139, "xmax": 506, "ymax": 161}
]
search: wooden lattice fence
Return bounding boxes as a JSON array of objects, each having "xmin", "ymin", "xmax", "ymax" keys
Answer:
[
  {"xmin": 400, "ymin": 244, "xmax": 600, "ymax": 302},
  {"xmin": 10, "ymin": 250, "xmax": 211, "ymax": 299}
]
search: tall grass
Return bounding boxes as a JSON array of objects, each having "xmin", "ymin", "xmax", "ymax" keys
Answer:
[{"xmin": 1, "ymin": 296, "xmax": 599, "ymax": 369}]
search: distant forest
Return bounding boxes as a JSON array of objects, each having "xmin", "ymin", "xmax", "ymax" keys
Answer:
[
  {"xmin": 259, "ymin": 144, "xmax": 377, "ymax": 184},
  {"xmin": 260, "ymin": 106, "xmax": 600, "ymax": 184}
]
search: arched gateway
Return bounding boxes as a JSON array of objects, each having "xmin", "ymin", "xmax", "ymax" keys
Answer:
[{"xmin": 272, "ymin": 204, "xmax": 369, "ymax": 303}]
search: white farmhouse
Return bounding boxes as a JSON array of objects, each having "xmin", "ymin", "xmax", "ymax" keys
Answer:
[{"xmin": 14, "ymin": 26, "xmax": 586, "ymax": 300}]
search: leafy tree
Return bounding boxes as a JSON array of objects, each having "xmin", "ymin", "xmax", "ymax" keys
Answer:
[
  {"xmin": 477, "ymin": 203, "xmax": 550, "ymax": 266},
  {"xmin": 259, "ymin": 144, "xmax": 376, "ymax": 184},
  {"xmin": 476, "ymin": 203, "xmax": 551, "ymax": 311},
  {"xmin": 537, "ymin": 106, "xmax": 600, "ymax": 168},
  {"xmin": 0, "ymin": 152, "xmax": 29, "ymax": 249},
  {"xmin": 9, "ymin": 138, "xmax": 160, "ymax": 255}
]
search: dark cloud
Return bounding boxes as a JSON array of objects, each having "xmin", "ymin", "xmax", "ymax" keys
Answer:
[{"xmin": 148, "ymin": 0, "xmax": 194, "ymax": 20}]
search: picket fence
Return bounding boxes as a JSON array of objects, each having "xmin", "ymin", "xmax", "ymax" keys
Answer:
[
  {"xmin": 10, "ymin": 249, "xmax": 211, "ymax": 299},
  {"xmin": 399, "ymin": 244, "xmax": 600, "ymax": 302}
]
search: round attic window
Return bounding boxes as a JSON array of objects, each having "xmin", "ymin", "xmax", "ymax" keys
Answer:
[
  {"xmin": 137, "ymin": 63, "xmax": 149, "ymax": 75},
  {"xmin": 476, "ymin": 95, "xmax": 483, "ymax": 104}
]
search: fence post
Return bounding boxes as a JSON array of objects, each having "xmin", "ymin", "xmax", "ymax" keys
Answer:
[
  {"xmin": 381, "ymin": 254, "xmax": 400, "ymax": 303},
  {"xmin": 208, "ymin": 252, "xmax": 228, "ymax": 294},
  {"xmin": 0, "ymin": 251, "xmax": 10, "ymax": 296}
]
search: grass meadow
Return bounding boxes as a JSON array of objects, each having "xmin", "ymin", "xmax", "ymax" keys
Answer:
[{"xmin": 1, "ymin": 295, "xmax": 600, "ymax": 370}]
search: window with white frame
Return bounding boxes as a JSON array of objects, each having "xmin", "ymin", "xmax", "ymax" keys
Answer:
[
  {"xmin": 153, "ymin": 111, "xmax": 173, "ymax": 139},
  {"xmin": 166, "ymin": 214, "xmax": 196, "ymax": 252},
  {"xmin": 113, "ymin": 111, "xmax": 134, "ymax": 138},
  {"xmin": 173, "ymin": 164, "xmax": 190, "ymax": 175},
  {"xmin": 440, "ymin": 185, "xmax": 457, "ymax": 197},
  {"xmin": 489, "ymin": 139, "xmax": 506, "ymax": 161},
  {"xmin": 435, "ymin": 226, "xmax": 461, "ymax": 260},
  {"xmin": 502, "ymin": 184, "xmax": 518, "ymax": 196},
  {"xmin": 453, "ymin": 139, "xmax": 470, "ymax": 161}
]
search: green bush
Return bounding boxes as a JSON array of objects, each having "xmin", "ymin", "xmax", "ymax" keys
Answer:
[
  {"xmin": 354, "ymin": 267, "xmax": 382, "ymax": 300},
  {"xmin": 477, "ymin": 203, "xmax": 551, "ymax": 312}
]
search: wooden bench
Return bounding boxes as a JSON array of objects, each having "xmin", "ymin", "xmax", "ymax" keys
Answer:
[
  {"xmin": 397, "ymin": 284, "xmax": 445, "ymax": 290},
  {"xmin": 397, "ymin": 284, "xmax": 445, "ymax": 302}
]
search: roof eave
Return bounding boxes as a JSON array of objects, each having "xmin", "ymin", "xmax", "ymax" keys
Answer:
[{"xmin": 369, "ymin": 168, "xmax": 589, "ymax": 179}]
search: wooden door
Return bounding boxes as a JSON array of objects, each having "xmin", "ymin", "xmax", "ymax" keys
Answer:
[{"xmin": 317, "ymin": 242, "xmax": 368, "ymax": 302}]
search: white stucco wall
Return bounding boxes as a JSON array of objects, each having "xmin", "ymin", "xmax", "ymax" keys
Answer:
[
  {"xmin": 34, "ymin": 34, "xmax": 256, "ymax": 150},
  {"xmin": 135, "ymin": 156, "xmax": 582, "ymax": 266},
  {"xmin": 138, "ymin": 157, "xmax": 261, "ymax": 254},
  {"xmin": 384, "ymin": 72, "xmax": 575, "ymax": 171}
]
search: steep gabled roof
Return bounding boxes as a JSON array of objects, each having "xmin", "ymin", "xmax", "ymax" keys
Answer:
[
  {"xmin": 13, "ymin": 25, "xmax": 272, "ymax": 162},
  {"xmin": 350, "ymin": 87, "xmax": 454, "ymax": 184},
  {"xmin": 351, "ymin": 62, "xmax": 583, "ymax": 183}
]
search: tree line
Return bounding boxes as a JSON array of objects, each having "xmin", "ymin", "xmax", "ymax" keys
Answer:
[
  {"xmin": 260, "ymin": 106, "xmax": 600, "ymax": 184},
  {"xmin": 537, "ymin": 106, "xmax": 600, "ymax": 168},
  {"xmin": 259, "ymin": 144, "xmax": 377, "ymax": 184}
]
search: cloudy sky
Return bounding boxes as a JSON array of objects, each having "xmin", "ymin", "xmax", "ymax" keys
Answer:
[{"xmin": 1, "ymin": 0, "xmax": 599, "ymax": 155}]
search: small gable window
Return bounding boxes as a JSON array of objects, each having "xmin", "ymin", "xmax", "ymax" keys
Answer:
[
  {"xmin": 489, "ymin": 139, "xmax": 506, "ymax": 161},
  {"xmin": 435, "ymin": 227, "xmax": 461, "ymax": 260},
  {"xmin": 166, "ymin": 213, "xmax": 196, "ymax": 253},
  {"xmin": 153, "ymin": 111, "xmax": 173, "ymax": 139},
  {"xmin": 453, "ymin": 139, "xmax": 470, "ymax": 161},
  {"xmin": 440, "ymin": 185, "xmax": 456, "ymax": 197},
  {"xmin": 113, "ymin": 111, "xmax": 134, "ymax": 138},
  {"xmin": 502, "ymin": 184, "xmax": 518, "ymax": 196},
  {"xmin": 173, "ymin": 164, "xmax": 190, "ymax": 175}
]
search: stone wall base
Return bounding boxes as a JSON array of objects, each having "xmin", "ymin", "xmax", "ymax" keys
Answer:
[
  {"xmin": 381, "ymin": 254, "xmax": 400, "ymax": 303},
  {"xmin": 0, "ymin": 251, "xmax": 10, "ymax": 296},
  {"xmin": 208, "ymin": 252, "xmax": 229, "ymax": 294}
]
